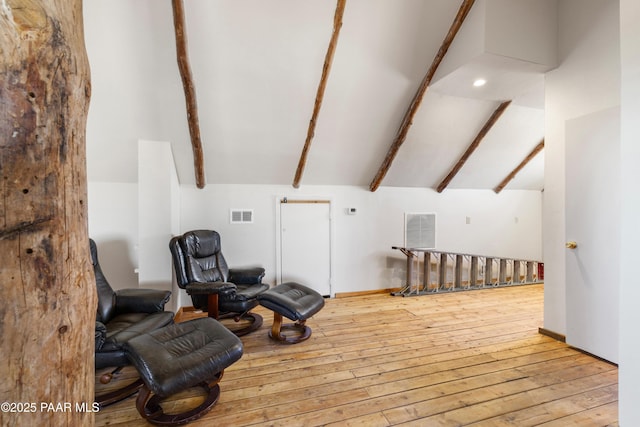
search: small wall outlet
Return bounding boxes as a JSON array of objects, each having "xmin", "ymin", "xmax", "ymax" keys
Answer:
[{"xmin": 465, "ymin": 216, "xmax": 471, "ymax": 224}]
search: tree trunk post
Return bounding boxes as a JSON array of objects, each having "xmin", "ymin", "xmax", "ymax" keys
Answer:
[{"xmin": 0, "ymin": 1, "xmax": 95, "ymax": 426}]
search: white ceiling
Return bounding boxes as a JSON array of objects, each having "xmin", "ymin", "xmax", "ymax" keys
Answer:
[{"xmin": 84, "ymin": 0, "xmax": 557, "ymax": 191}]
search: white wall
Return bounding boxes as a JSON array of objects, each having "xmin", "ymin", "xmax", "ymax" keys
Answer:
[
  {"xmin": 543, "ymin": 0, "xmax": 621, "ymax": 336},
  {"xmin": 484, "ymin": 0, "xmax": 557, "ymax": 68},
  {"xmin": 87, "ymin": 182, "xmax": 138, "ymax": 290},
  {"xmin": 179, "ymin": 184, "xmax": 542, "ymax": 295},
  {"xmin": 619, "ymin": 0, "xmax": 640, "ymax": 424},
  {"xmin": 83, "ymin": 0, "xmax": 187, "ymax": 184},
  {"xmin": 88, "ymin": 141, "xmax": 182, "ymax": 311},
  {"xmin": 138, "ymin": 140, "xmax": 181, "ymax": 311}
]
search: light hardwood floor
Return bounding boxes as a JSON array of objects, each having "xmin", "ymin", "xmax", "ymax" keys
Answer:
[{"xmin": 95, "ymin": 284, "xmax": 618, "ymax": 426}]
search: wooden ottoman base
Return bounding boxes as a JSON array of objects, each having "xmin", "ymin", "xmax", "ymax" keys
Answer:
[
  {"xmin": 257, "ymin": 282, "xmax": 325, "ymax": 345},
  {"xmin": 135, "ymin": 375, "xmax": 222, "ymax": 426},
  {"xmin": 268, "ymin": 312, "xmax": 312, "ymax": 344}
]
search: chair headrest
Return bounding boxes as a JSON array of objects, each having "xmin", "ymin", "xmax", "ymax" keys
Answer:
[
  {"xmin": 89, "ymin": 238, "xmax": 116, "ymax": 323},
  {"xmin": 90, "ymin": 238, "xmax": 99, "ymax": 266},
  {"xmin": 182, "ymin": 230, "xmax": 221, "ymax": 258}
]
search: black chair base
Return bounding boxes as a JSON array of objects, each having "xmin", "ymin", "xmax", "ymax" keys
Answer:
[
  {"xmin": 135, "ymin": 379, "xmax": 221, "ymax": 426},
  {"xmin": 219, "ymin": 311, "xmax": 263, "ymax": 336},
  {"xmin": 96, "ymin": 377, "xmax": 144, "ymax": 408},
  {"xmin": 95, "ymin": 365, "xmax": 144, "ymax": 407}
]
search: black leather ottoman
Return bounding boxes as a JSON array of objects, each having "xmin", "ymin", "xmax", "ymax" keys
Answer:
[
  {"xmin": 124, "ymin": 317, "xmax": 243, "ymax": 426},
  {"xmin": 257, "ymin": 282, "xmax": 325, "ymax": 344}
]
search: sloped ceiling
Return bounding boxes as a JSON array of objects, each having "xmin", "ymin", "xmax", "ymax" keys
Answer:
[{"xmin": 84, "ymin": 0, "xmax": 556, "ymax": 191}]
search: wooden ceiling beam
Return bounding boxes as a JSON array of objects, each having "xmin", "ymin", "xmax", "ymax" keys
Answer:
[
  {"xmin": 436, "ymin": 100, "xmax": 511, "ymax": 193},
  {"xmin": 369, "ymin": 0, "xmax": 476, "ymax": 192},
  {"xmin": 293, "ymin": 0, "xmax": 347, "ymax": 189},
  {"xmin": 494, "ymin": 139, "xmax": 545, "ymax": 193},
  {"xmin": 172, "ymin": 0, "xmax": 206, "ymax": 188}
]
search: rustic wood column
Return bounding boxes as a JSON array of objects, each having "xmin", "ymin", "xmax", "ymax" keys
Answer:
[{"xmin": 0, "ymin": 1, "xmax": 95, "ymax": 426}]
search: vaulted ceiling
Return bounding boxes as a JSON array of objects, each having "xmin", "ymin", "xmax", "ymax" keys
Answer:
[{"xmin": 84, "ymin": 0, "xmax": 557, "ymax": 192}]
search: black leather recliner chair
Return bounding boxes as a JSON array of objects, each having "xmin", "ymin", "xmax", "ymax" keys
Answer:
[
  {"xmin": 169, "ymin": 230, "xmax": 269, "ymax": 336},
  {"xmin": 91, "ymin": 239, "xmax": 174, "ymax": 407}
]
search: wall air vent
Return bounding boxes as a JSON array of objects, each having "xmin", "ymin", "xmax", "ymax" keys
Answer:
[
  {"xmin": 404, "ymin": 212, "xmax": 436, "ymax": 249},
  {"xmin": 230, "ymin": 209, "xmax": 254, "ymax": 224}
]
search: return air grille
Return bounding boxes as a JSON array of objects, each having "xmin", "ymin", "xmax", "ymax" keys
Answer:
[
  {"xmin": 404, "ymin": 212, "xmax": 436, "ymax": 249},
  {"xmin": 230, "ymin": 209, "xmax": 254, "ymax": 224}
]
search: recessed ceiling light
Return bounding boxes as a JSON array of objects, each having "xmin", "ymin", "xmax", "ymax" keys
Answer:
[{"xmin": 473, "ymin": 79, "xmax": 486, "ymax": 87}]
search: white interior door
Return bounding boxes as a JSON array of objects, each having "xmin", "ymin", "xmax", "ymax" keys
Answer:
[
  {"xmin": 280, "ymin": 201, "xmax": 331, "ymax": 296},
  {"xmin": 565, "ymin": 107, "xmax": 620, "ymax": 363}
]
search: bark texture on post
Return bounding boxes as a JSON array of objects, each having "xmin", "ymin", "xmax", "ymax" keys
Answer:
[{"xmin": 0, "ymin": 1, "xmax": 95, "ymax": 426}]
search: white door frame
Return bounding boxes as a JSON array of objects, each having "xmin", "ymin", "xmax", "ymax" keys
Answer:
[{"xmin": 275, "ymin": 195, "xmax": 334, "ymax": 297}]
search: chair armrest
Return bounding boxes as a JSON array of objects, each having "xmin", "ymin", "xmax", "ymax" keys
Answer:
[
  {"xmin": 185, "ymin": 281, "xmax": 237, "ymax": 296},
  {"xmin": 228, "ymin": 267, "xmax": 265, "ymax": 285},
  {"xmin": 95, "ymin": 321, "xmax": 107, "ymax": 350},
  {"xmin": 114, "ymin": 288, "xmax": 171, "ymax": 314}
]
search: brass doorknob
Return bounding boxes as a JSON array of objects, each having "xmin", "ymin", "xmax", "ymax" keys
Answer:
[{"xmin": 565, "ymin": 241, "xmax": 577, "ymax": 249}]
